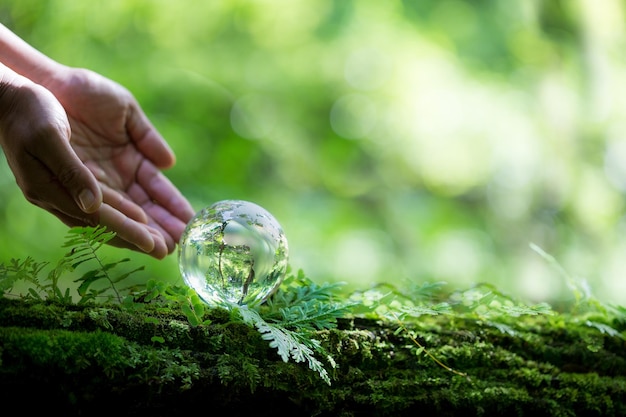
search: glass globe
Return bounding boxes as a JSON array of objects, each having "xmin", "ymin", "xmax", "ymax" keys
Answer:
[{"xmin": 178, "ymin": 200, "xmax": 289, "ymax": 306}]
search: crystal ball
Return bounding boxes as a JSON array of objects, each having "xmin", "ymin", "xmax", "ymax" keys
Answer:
[{"xmin": 178, "ymin": 200, "xmax": 289, "ymax": 306}]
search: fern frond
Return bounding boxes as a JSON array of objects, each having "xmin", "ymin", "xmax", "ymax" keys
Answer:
[
  {"xmin": 398, "ymin": 302, "xmax": 452, "ymax": 319},
  {"xmin": 58, "ymin": 226, "xmax": 138, "ymax": 303},
  {"xmin": 269, "ymin": 270, "xmax": 344, "ymax": 307},
  {"xmin": 61, "ymin": 226, "xmax": 114, "ymax": 267},
  {"xmin": 238, "ymin": 306, "xmax": 332, "ymax": 385},
  {"xmin": 263, "ymin": 269, "xmax": 349, "ymax": 333},
  {"xmin": 0, "ymin": 257, "xmax": 48, "ymax": 296},
  {"xmin": 276, "ymin": 301, "xmax": 351, "ymax": 331}
]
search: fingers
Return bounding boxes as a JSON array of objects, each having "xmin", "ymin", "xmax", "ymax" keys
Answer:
[
  {"xmin": 9, "ymin": 150, "xmax": 88, "ymax": 221},
  {"xmin": 126, "ymin": 101, "xmax": 176, "ymax": 169},
  {"xmin": 98, "ymin": 204, "xmax": 159, "ymax": 255},
  {"xmin": 42, "ymin": 147, "xmax": 185, "ymax": 258},
  {"xmin": 106, "ymin": 228, "xmax": 168, "ymax": 259},
  {"xmin": 0, "ymin": 71, "xmax": 181, "ymax": 260},
  {"xmin": 138, "ymin": 160, "xmax": 195, "ymax": 221},
  {"xmin": 100, "ymin": 185, "xmax": 171, "ymax": 258},
  {"xmin": 101, "ymin": 184, "xmax": 148, "ymax": 224},
  {"xmin": 9, "ymin": 84, "xmax": 103, "ymax": 215},
  {"xmin": 100, "ymin": 175, "xmax": 183, "ymax": 256},
  {"xmin": 129, "ymin": 160, "xmax": 195, "ymax": 242},
  {"xmin": 52, "ymin": 207, "xmax": 169, "ymax": 259},
  {"xmin": 44, "ymin": 153, "xmax": 102, "ymax": 213},
  {"xmin": 98, "ymin": 185, "xmax": 176, "ymax": 258},
  {"xmin": 21, "ymin": 134, "xmax": 170, "ymax": 258},
  {"xmin": 38, "ymin": 141, "xmax": 102, "ymax": 213}
]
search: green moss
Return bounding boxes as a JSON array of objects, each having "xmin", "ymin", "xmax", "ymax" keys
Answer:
[
  {"xmin": 0, "ymin": 298, "xmax": 625, "ymax": 416},
  {"xmin": 0, "ymin": 326, "xmax": 127, "ymax": 373}
]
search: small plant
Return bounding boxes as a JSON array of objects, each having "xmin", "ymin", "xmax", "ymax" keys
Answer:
[
  {"xmin": 238, "ymin": 305, "xmax": 333, "ymax": 384},
  {"xmin": 142, "ymin": 269, "xmax": 350, "ymax": 385},
  {"xmin": 138, "ymin": 279, "xmax": 212, "ymax": 326},
  {"xmin": 0, "ymin": 226, "xmax": 349, "ymax": 384},
  {"xmin": 346, "ymin": 279, "xmax": 558, "ymax": 377},
  {"xmin": 0, "ymin": 257, "xmax": 53, "ymax": 300},
  {"xmin": 237, "ymin": 270, "xmax": 349, "ymax": 385},
  {"xmin": 0, "ymin": 226, "xmax": 143, "ymax": 304},
  {"xmin": 2, "ymin": 227, "xmax": 624, "ymax": 388},
  {"xmin": 530, "ymin": 243, "xmax": 625, "ymax": 340}
]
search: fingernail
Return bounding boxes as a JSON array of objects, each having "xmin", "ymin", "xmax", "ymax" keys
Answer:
[
  {"xmin": 78, "ymin": 189, "xmax": 96, "ymax": 212},
  {"xmin": 138, "ymin": 231, "xmax": 156, "ymax": 254},
  {"xmin": 139, "ymin": 237, "xmax": 156, "ymax": 254}
]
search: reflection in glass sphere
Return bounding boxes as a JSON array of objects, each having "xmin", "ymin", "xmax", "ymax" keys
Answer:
[{"xmin": 178, "ymin": 200, "xmax": 289, "ymax": 306}]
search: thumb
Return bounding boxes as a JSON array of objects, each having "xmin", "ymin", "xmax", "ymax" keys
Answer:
[
  {"xmin": 33, "ymin": 121, "xmax": 103, "ymax": 214},
  {"xmin": 76, "ymin": 184, "xmax": 101, "ymax": 213},
  {"xmin": 46, "ymin": 151, "xmax": 103, "ymax": 214},
  {"xmin": 36, "ymin": 93, "xmax": 104, "ymax": 214},
  {"xmin": 42, "ymin": 155, "xmax": 103, "ymax": 214},
  {"xmin": 0, "ymin": 76, "xmax": 103, "ymax": 215}
]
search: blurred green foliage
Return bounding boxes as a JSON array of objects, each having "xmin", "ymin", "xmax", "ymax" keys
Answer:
[{"xmin": 2, "ymin": 0, "xmax": 626, "ymax": 304}]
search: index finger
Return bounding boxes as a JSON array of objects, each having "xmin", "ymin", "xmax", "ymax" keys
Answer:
[{"xmin": 136, "ymin": 160, "xmax": 195, "ymax": 222}]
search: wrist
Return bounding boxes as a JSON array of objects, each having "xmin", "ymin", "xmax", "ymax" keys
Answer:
[
  {"xmin": 36, "ymin": 63, "xmax": 74, "ymax": 94},
  {"xmin": 28, "ymin": 60, "xmax": 68, "ymax": 89},
  {"xmin": 0, "ymin": 24, "xmax": 67, "ymax": 88}
]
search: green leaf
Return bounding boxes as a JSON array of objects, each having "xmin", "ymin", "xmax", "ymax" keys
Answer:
[
  {"xmin": 238, "ymin": 306, "xmax": 332, "ymax": 385},
  {"xmin": 27, "ymin": 288, "xmax": 42, "ymax": 300},
  {"xmin": 75, "ymin": 270, "xmax": 105, "ymax": 296},
  {"xmin": 182, "ymin": 304, "xmax": 201, "ymax": 326},
  {"xmin": 585, "ymin": 320, "xmax": 625, "ymax": 340}
]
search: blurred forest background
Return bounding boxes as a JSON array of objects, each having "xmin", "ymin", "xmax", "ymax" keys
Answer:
[{"xmin": 1, "ymin": 0, "xmax": 626, "ymax": 305}]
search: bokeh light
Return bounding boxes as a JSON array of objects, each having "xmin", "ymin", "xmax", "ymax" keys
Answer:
[{"xmin": 2, "ymin": 0, "xmax": 626, "ymax": 304}]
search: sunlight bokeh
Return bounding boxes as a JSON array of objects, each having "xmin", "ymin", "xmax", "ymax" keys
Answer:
[{"xmin": 2, "ymin": 0, "xmax": 626, "ymax": 304}]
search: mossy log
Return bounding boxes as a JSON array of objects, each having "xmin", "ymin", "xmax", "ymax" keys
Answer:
[{"xmin": 0, "ymin": 297, "xmax": 624, "ymax": 416}]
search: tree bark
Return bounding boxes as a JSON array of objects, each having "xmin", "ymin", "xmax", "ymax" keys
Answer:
[{"xmin": 0, "ymin": 297, "xmax": 624, "ymax": 416}]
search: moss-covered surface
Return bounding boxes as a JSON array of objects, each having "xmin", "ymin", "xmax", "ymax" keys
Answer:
[{"xmin": 0, "ymin": 297, "xmax": 625, "ymax": 416}]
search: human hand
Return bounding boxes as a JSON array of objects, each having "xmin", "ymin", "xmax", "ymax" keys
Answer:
[
  {"xmin": 0, "ymin": 70, "xmax": 111, "ymax": 245},
  {"xmin": 0, "ymin": 67, "xmax": 194, "ymax": 258},
  {"xmin": 41, "ymin": 67, "xmax": 195, "ymax": 258}
]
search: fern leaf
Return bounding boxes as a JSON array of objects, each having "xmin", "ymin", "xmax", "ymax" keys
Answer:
[
  {"xmin": 27, "ymin": 287, "xmax": 43, "ymax": 300},
  {"xmin": 0, "ymin": 257, "xmax": 48, "ymax": 295},
  {"xmin": 277, "ymin": 301, "xmax": 351, "ymax": 331},
  {"xmin": 398, "ymin": 302, "xmax": 452, "ymax": 319},
  {"xmin": 585, "ymin": 320, "xmax": 625, "ymax": 340},
  {"xmin": 238, "ymin": 306, "xmax": 332, "ymax": 385},
  {"xmin": 75, "ymin": 270, "xmax": 105, "ymax": 296},
  {"xmin": 110, "ymin": 266, "xmax": 145, "ymax": 283}
]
